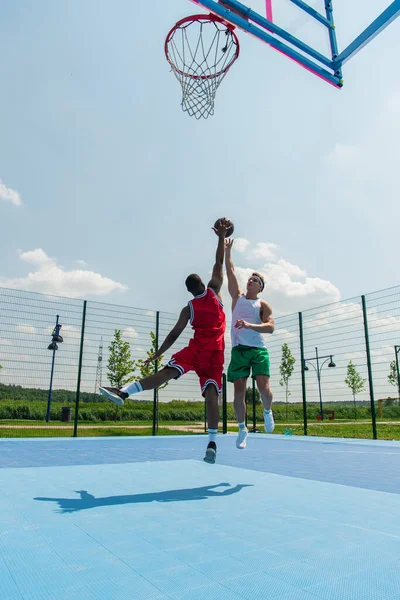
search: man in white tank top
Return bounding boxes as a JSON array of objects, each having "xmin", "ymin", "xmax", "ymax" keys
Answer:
[{"xmin": 225, "ymin": 240, "xmax": 275, "ymax": 449}]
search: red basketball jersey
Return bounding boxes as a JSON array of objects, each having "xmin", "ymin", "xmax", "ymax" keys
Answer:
[{"xmin": 188, "ymin": 287, "xmax": 226, "ymax": 350}]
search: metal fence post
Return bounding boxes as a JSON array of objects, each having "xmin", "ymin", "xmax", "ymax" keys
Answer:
[
  {"xmin": 74, "ymin": 301, "xmax": 87, "ymax": 437},
  {"xmin": 252, "ymin": 377, "xmax": 256, "ymax": 432},
  {"xmin": 361, "ymin": 295, "xmax": 378, "ymax": 440},
  {"xmin": 299, "ymin": 312, "xmax": 308, "ymax": 436},
  {"xmin": 222, "ymin": 373, "xmax": 227, "ymax": 434},
  {"xmin": 152, "ymin": 311, "xmax": 160, "ymax": 436},
  {"xmin": 395, "ymin": 346, "xmax": 400, "ymax": 404}
]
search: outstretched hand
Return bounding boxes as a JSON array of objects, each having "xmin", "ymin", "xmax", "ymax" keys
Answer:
[
  {"xmin": 225, "ymin": 239, "xmax": 234, "ymax": 251},
  {"xmin": 212, "ymin": 218, "xmax": 230, "ymax": 238}
]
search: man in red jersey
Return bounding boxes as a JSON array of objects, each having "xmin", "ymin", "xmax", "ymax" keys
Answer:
[{"xmin": 100, "ymin": 220, "xmax": 229, "ymax": 464}]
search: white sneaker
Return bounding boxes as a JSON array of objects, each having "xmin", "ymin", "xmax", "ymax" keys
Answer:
[
  {"xmin": 236, "ymin": 428, "xmax": 248, "ymax": 449},
  {"xmin": 99, "ymin": 386, "xmax": 127, "ymax": 406},
  {"xmin": 264, "ymin": 410, "xmax": 275, "ymax": 433}
]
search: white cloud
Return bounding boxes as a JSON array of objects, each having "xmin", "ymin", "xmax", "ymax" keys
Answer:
[
  {"xmin": 222, "ymin": 241, "xmax": 341, "ymax": 316},
  {"xmin": 0, "ymin": 178, "xmax": 22, "ymax": 206},
  {"xmin": 123, "ymin": 327, "xmax": 139, "ymax": 339},
  {"xmin": 19, "ymin": 248, "xmax": 54, "ymax": 268},
  {"xmin": 1, "ymin": 249, "xmax": 127, "ymax": 298},
  {"xmin": 233, "ymin": 238, "xmax": 250, "ymax": 253},
  {"xmin": 250, "ymin": 242, "xmax": 279, "ymax": 261},
  {"xmin": 75, "ymin": 260, "xmax": 88, "ymax": 268},
  {"xmin": 16, "ymin": 324, "xmax": 37, "ymax": 335},
  {"xmin": 305, "ymin": 301, "xmax": 400, "ymax": 336},
  {"xmin": 224, "ymin": 264, "xmax": 340, "ymax": 317}
]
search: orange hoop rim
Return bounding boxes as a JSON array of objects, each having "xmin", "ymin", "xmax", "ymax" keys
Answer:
[{"xmin": 164, "ymin": 13, "xmax": 240, "ymax": 80}]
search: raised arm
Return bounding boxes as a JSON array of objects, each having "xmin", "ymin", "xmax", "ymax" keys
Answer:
[
  {"xmin": 224, "ymin": 239, "xmax": 241, "ymax": 303},
  {"xmin": 144, "ymin": 306, "xmax": 190, "ymax": 365},
  {"xmin": 207, "ymin": 219, "xmax": 230, "ymax": 296}
]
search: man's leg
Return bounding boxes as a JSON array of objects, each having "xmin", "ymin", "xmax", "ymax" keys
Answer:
[
  {"xmin": 203, "ymin": 383, "xmax": 219, "ymax": 464},
  {"xmin": 233, "ymin": 377, "xmax": 249, "ymax": 449},
  {"xmin": 134, "ymin": 368, "xmax": 179, "ymax": 392},
  {"xmin": 228, "ymin": 347, "xmax": 251, "ymax": 449},
  {"xmin": 256, "ymin": 375, "xmax": 275, "ymax": 433},
  {"xmin": 233, "ymin": 377, "xmax": 247, "ymax": 422},
  {"xmin": 200, "ymin": 350, "xmax": 224, "ymax": 464},
  {"xmin": 99, "ymin": 367, "xmax": 178, "ymax": 405}
]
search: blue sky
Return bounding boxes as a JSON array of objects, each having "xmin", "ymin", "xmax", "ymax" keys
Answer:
[{"xmin": 1, "ymin": 0, "xmax": 399, "ymax": 317}]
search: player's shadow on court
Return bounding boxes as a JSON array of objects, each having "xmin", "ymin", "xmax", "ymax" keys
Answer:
[{"xmin": 34, "ymin": 483, "xmax": 253, "ymax": 514}]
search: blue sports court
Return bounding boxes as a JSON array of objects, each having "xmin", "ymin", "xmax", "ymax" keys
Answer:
[{"xmin": 1, "ymin": 433, "xmax": 400, "ymax": 600}]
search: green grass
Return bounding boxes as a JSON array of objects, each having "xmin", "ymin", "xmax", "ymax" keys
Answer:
[
  {"xmin": 227, "ymin": 421, "xmax": 400, "ymax": 440},
  {"xmin": 2, "ymin": 420, "xmax": 399, "ymax": 440},
  {"xmin": 0, "ymin": 426, "xmax": 198, "ymax": 438},
  {"xmin": 0, "ymin": 419, "xmax": 207, "ymax": 427}
]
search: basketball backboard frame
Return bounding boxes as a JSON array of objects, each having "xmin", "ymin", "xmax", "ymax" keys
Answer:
[{"xmin": 188, "ymin": 0, "xmax": 400, "ymax": 88}]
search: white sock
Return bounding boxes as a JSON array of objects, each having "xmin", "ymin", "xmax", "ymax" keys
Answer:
[
  {"xmin": 238, "ymin": 421, "xmax": 247, "ymax": 430},
  {"xmin": 208, "ymin": 429, "xmax": 218, "ymax": 443},
  {"xmin": 121, "ymin": 381, "xmax": 143, "ymax": 395}
]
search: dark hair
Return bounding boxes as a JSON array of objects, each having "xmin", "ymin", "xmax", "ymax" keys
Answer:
[
  {"xmin": 185, "ymin": 274, "xmax": 204, "ymax": 295},
  {"xmin": 252, "ymin": 272, "xmax": 265, "ymax": 291}
]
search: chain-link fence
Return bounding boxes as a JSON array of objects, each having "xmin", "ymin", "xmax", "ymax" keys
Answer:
[{"xmin": 0, "ymin": 285, "xmax": 399, "ymax": 440}]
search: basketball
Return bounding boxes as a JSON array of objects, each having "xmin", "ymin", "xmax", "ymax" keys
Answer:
[{"xmin": 214, "ymin": 217, "xmax": 234, "ymax": 237}]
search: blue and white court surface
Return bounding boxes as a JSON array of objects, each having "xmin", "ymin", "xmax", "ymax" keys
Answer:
[{"xmin": 1, "ymin": 434, "xmax": 400, "ymax": 600}]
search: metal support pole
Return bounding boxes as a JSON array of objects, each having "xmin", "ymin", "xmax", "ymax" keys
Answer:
[
  {"xmin": 362, "ymin": 295, "xmax": 377, "ymax": 440},
  {"xmin": 299, "ymin": 312, "xmax": 308, "ymax": 436},
  {"xmin": 245, "ymin": 387, "xmax": 248, "ymax": 429},
  {"xmin": 191, "ymin": 0, "xmax": 342, "ymax": 87},
  {"xmin": 252, "ymin": 377, "xmax": 256, "ymax": 432},
  {"xmin": 395, "ymin": 346, "xmax": 400, "ymax": 404},
  {"xmin": 74, "ymin": 301, "xmax": 87, "ymax": 437},
  {"xmin": 315, "ymin": 347, "xmax": 324, "ymax": 421},
  {"xmin": 335, "ymin": 0, "xmax": 400, "ymax": 66},
  {"xmin": 46, "ymin": 315, "xmax": 59, "ymax": 423},
  {"xmin": 152, "ymin": 311, "xmax": 160, "ymax": 436},
  {"xmin": 222, "ymin": 373, "xmax": 227, "ymax": 434}
]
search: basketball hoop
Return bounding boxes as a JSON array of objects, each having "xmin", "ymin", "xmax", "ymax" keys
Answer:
[{"xmin": 165, "ymin": 14, "xmax": 240, "ymax": 119}]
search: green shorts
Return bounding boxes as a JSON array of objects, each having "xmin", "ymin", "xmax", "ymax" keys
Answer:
[{"xmin": 227, "ymin": 345, "xmax": 270, "ymax": 382}]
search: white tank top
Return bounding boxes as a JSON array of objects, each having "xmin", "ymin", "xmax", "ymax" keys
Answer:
[{"xmin": 231, "ymin": 295, "xmax": 266, "ymax": 348}]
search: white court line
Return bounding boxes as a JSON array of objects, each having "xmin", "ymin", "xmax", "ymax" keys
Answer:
[
  {"xmin": 271, "ymin": 449, "xmax": 400, "ymax": 455},
  {"xmin": 322, "ymin": 450, "xmax": 400, "ymax": 455}
]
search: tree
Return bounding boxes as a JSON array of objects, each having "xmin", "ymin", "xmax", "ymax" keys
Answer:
[
  {"xmin": 388, "ymin": 360, "xmax": 400, "ymax": 403},
  {"xmin": 388, "ymin": 360, "xmax": 398, "ymax": 387},
  {"xmin": 107, "ymin": 330, "xmax": 136, "ymax": 389},
  {"xmin": 279, "ymin": 343, "xmax": 296, "ymax": 419},
  {"xmin": 245, "ymin": 386, "xmax": 261, "ymax": 406},
  {"xmin": 135, "ymin": 332, "xmax": 169, "ymax": 391},
  {"xmin": 345, "ymin": 361, "xmax": 366, "ymax": 419}
]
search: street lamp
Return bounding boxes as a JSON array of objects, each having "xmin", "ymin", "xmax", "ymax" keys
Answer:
[
  {"xmin": 303, "ymin": 347, "xmax": 336, "ymax": 421},
  {"xmin": 46, "ymin": 315, "xmax": 63, "ymax": 422},
  {"xmin": 394, "ymin": 346, "xmax": 400, "ymax": 404}
]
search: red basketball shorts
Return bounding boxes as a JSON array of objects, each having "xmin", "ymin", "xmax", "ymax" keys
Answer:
[{"xmin": 167, "ymin": 344, "xmax": 224, "ymax": 396}]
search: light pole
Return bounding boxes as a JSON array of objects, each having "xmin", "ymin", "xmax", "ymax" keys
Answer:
[
  {"xmin": 395, "ymin": 346, "xmax": 400, "ymax": 404},
  {"xmin": 46, "ymin": 316, "xmax": 63, "ymax": 423},
  {"xmin": 303, "ymin": 347, "xmax": 336, "ymax": 421}
]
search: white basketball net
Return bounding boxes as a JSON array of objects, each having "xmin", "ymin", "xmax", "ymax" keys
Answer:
[{"xmin": 165, "ymin": 15, "xmax": 240, "ymax": 119}]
